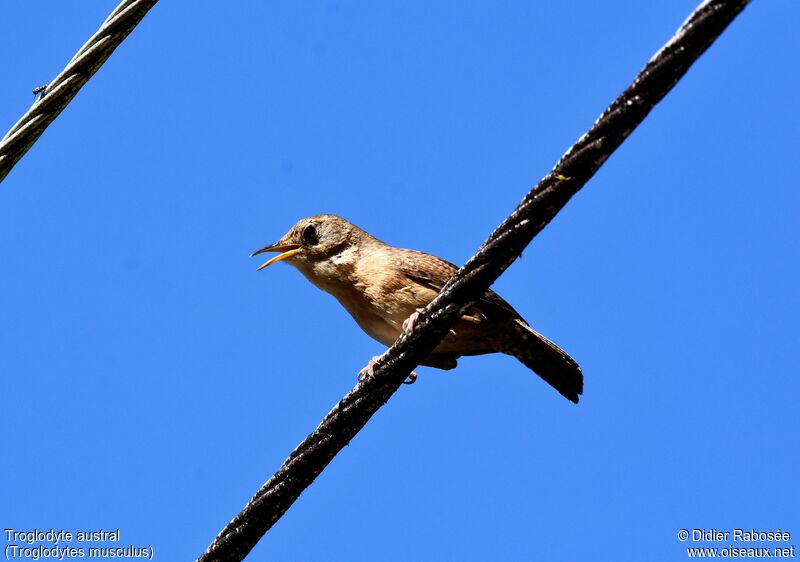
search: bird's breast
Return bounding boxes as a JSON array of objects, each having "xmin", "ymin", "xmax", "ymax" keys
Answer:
[
  {"xmin": 296, "ymin": 251, "xmax": 439, "ymax": 347},
  {"xmin": 320, "ymin": 279, "xmax": 404, "ymax": 346}
]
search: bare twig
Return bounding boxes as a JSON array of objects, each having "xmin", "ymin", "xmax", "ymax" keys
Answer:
[
  {"xmin": 0, "ymin": 0, "xmax": 159, "ymax": 184},
  {"xmin": 199, "ymin": 1, "xmax": 750, "ymax": 560}
]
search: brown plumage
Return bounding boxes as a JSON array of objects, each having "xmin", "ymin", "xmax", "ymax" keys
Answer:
[{"xmin": 253, "ymin": 214, "xmax": 583, "ymax": 403}]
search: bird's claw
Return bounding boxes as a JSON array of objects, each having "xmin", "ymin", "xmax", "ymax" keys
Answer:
[
  {"xmin": 402, "ymin": 308, "xmax": 426, "ymax": 334},
  {"xmin": 403, "ymin": 309, "xmax": 457, "ymax": 342},
  {"xmin": 357, "ymin": 355, "xmax": 418, "ymax": 386},
  {"xmin": 358, "ymin": 356, "xmax": 382, "ymax": 382}
]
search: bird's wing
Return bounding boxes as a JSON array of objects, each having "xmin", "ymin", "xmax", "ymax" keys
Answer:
[{"xmin": 392, "ymin": 249, "xmax": 520, "ymax": 319}]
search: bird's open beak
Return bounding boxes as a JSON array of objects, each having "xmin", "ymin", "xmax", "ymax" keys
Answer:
[{"xmin": 251, "ymin": 243, "xmax": 302, "ymax": 271}]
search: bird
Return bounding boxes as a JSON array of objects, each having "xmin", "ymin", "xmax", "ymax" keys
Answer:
[{"xmin": 252, "ymin": 214, "xmax": 583, "ymax": 403}]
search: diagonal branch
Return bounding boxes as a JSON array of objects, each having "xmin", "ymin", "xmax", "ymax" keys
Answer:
[
  {"xmin": 0, "ymin": 0, "xmax": 159, "ymax": 185},
  {"xmin": 199, "ymin": 1, "xmax": 750, "ymax": 560}
]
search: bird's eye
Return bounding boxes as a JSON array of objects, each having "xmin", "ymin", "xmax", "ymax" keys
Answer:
[{"xmin": 302, "ymin": 223, "xmax": 319, "ymax": 246}]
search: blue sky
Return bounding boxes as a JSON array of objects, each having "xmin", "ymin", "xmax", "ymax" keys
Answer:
[{"xmin": 1, "ymin": 2, "xmax": 797, "ymax": 561}]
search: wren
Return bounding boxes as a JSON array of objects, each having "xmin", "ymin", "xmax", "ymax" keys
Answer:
[{"xmin": 253, "ymin": 214, "xmax": 583, "ymax": 403}]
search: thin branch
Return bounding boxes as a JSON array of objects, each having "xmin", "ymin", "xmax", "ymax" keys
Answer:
[
  {"xmin": 0, "ymin": 0, "xmax": 159, "ymax": 185},
  {"xmin": 199, "ymin": 1, "xmax": 750, "ymax": 560}
]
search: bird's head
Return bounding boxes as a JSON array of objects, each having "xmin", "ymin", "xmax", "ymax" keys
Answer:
[{"xmin": 251, "ymin": 214, "xmax": 367, "ymax": 273}]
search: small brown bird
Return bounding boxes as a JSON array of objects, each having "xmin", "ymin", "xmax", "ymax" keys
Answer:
[{"xmin": 252, "ymin": 214, "xmax": 583, "ymax": 403}]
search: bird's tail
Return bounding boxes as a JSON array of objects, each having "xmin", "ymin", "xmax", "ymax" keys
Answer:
[{"xmin": 500, "ymin": 319, "xmax": 583, "ymax": 403}]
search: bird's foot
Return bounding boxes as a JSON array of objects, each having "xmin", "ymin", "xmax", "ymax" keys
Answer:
[
  {"xmin": 358, "ymin": 356, "xmax": 383, "ymax": 382},
  {"xmin": 402, "ymin": 308, "xmax": 426, "ymax": 334},
  {"xmin": 402, "ymin": 308, "xmax": 457, "ymax": 339},
  {"xmin": 357, "ymin": 355, "xmax": 417, "ymax": 385}
]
